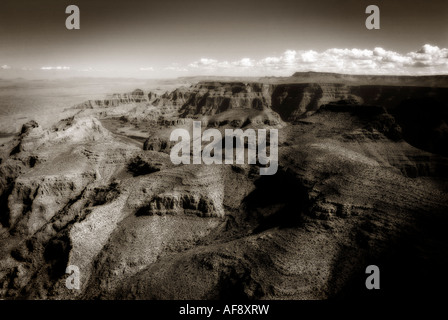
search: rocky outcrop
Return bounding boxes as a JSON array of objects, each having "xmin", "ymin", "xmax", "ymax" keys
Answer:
[
  {"xmin": 68, "ymin": 80, "xmax": 448, "ymax": 145},
  {"xmin": 178, "ymin": 82, "xmax": 272, "ymax": 117},
  {"xmin": 74, "ymin": 89, "xmax": 150, "ymax": 109},
  {"xmin": 8, "ymin": 172, "xmax": 96, "ymax": 235},
  {"xmin": 70, "ymin": 80, "xmax": 448, "ymax": 159},
  {"xmin": 152, "ymin": 87, "xmax": 191, "ymax": 107},
  {"xmin": 143, "ymin": 137, "xmax": 173, "ymax": 153},
  {"xmin": 20, "ymin": 120, "xmax": 39, "ymax": 135},
  {"xmin": 15, "ymin": 116, "xmax": 112, "ymax": 152},
  {"xmin": 271, "ymin": 83, "xmax": 363, "ymax": 121},
  {"xmin": 141, "ymin": 81, "xmax": 448, "ymax": 130},
  {"xmin": 137, "ymin": 193, "xmax": 219, "ymax": 217}
]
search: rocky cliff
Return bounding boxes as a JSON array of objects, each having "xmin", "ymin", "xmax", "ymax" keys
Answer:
[
  {"xmin": 137, "ymin": 81, "xmax": 448, "ymax": 155},
  {"xmin": 74, "ymin": 89, "xmax": 149, "ymax": 109}
]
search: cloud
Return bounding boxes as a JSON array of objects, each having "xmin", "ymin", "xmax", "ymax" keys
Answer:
[
  {"xmin": 260, "ymin": 56, "xmax": 281, "ymax": 65},
  {"xmin": 40, "ymin": 66, "xmax": 71, "ymax": 70},
  {"xmin": 417, "ymin": 44, "xmax": 442, "ymax": 55},
  {"xmin": 372, "ymin": 47, "xmax": 410, "ymax": 64},
  {"xmin": 324, "ymin": 48, "xmax": 374, "ymax": 60},
  {"xmin": 232, "ymin": 58, "xmax": 255, "ymax": 67},
  {"xmin": 6, "ymin": 45, "xmax": 446, "ymax": 79},
  {"xmin": 139, "ymin": 67, "xmax": 154, "ymax": 71},
  {"xmin": 300, "ymin": 50, "xmax": 318, "ymax": 63},
  {"xmin": 179, "ymin": 44, "xmax": 448, "ymax": 76},
  {"xmin": 188, "ymin": 58, "xmax": 219, "ymax": 68},
  {"xmin": 257, "ymin": 50, "xmax": 300, "ymax": 70},
  {"xmin": 407, "ymin": 45, "xmax": 448, "ymax": 67},
  {"xmin": 283, "ymin": 50, "xmax": 297, "ymax": 65}
]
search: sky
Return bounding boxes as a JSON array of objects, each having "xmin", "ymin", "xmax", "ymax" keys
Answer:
[{"xmin": 0, "ymin": 0, "xmax": 447, "ymax": 78}]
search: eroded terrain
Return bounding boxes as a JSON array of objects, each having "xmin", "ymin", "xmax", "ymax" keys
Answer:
[{"xmin": 1, "ymin": 73, "xmax": 447, "ymax": 299}]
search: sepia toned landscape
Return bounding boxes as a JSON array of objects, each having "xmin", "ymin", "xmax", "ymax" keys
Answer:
[
  {"xmin": 0, "ymin": 72, "xmax": 447, "ymax": 299},
  {"xmin": 1, "ymin": 0, "xmax": 448, "ymax": 304}
]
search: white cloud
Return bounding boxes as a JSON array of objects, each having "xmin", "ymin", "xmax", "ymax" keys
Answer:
[
  {"xmin": 300, "ymin": 50, "xmax": 318, "ymax": 63},
  {"xmin": 260, "ymin": 56, "xmax": 281, "ymax": 65},
  {"xmin": 232, "ymin": 58, "xmax": 255, "ymax": 67},
  {"xmin": 14, "ymin": 45, "xmax": 446, "ymax": 78},
  {"xmin": 1, "ymin": 65, "xmax": 11, "ymax": 70},
  {"xmin": 283, "ymin": 50, "xmax": 297, "ymax": 64},
  {"xmin": 188, "ymin": 58, "xmax": 219, "ymax": 68},
  {"xmin": 139, "ymin": 67, "xmax": 154, "ymax": 71},
  {"xmin": 407, "ymin": 45, "xmax": 448, "ymax": 68},
  {"xmin": 371, "ymin": 47, "xmax": 411, "ymax": 64},
  {"xmin": 40, "ymin": 66, "xmax": 71, "ymax": 70},
  {"xmin": 179, "ymin": 44, "xmax": 448, "ymax": 76},
  {"xmin": 417, "ymin": 44, "xmax": 441, "ymax": 55}
]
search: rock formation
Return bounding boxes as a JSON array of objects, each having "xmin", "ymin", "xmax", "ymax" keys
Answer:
[{"xmin": 0, "ymin": 72, "xmax": 447, "ymax": 300}]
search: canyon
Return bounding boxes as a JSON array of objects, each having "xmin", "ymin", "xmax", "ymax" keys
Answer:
[{"xmin": 0, "ymin": 72, "xmax": 447, "ymax": 300}]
